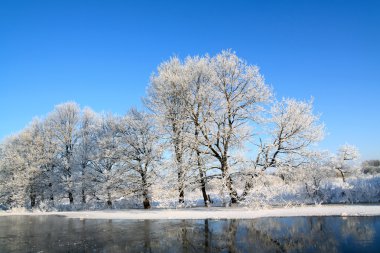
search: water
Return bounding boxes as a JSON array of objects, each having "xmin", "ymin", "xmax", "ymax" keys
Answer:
[{"xmin": 0, "ymin": 215, "xmax": 379, "ymax": 252}]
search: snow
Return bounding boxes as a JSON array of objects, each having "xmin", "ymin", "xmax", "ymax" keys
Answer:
[{"xmin": 1, "ymin": 205, "xmax": 380, "ymax": 220}]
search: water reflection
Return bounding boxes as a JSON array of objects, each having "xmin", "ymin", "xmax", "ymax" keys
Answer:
[{"xmin": 0, "ymin": 215, "xmax": 379, "ymax": 252}]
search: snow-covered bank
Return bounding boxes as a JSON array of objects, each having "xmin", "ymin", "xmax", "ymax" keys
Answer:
[{"xmin": 1, "ymin": 205, "xmax": 380, "ymax": 220}]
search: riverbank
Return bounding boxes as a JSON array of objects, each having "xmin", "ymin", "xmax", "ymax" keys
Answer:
[{"xmin": 1, "ymin": 204, "xmax": 380, "ymax": 220}]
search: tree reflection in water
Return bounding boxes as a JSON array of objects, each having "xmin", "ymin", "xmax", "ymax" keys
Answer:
[{"xmin": 0, "ymin": 215, "xmax": 379, "ymax": 252}]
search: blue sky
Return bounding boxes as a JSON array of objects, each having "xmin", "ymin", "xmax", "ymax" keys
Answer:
[{"xmin": 0, "ymin": 0, "xmax": 379, "ymax": 159}]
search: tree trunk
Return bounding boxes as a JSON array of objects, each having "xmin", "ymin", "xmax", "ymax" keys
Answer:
[
  {"xmin": 221, "ymin": 161, "xmax": 238, "ymax": 204},
  {"xmin": 67, "ymin": 171, "xmax": 73, "ymax": 204},
  {"xmin": 48, "ymin": 165, "xmax": 55, "ymax": 202},
  {"xmin": 239, "ymin": 177, "xmax": 254, "ymax": 201},
  {"xmin": 194, "ymin": 120, "xmax": 209, "ymax": 206},
  {"xmin": 176, "ymin": 151, "xmax": 185, "ymax": 204},
  {"xmin": 107, "ymin": 192, "xmax": 112, "ymax": 208},
  {"xmin": 30, "ymin": 193, "xmax": 36, "ymax": 208},
  {"xmin": 337, "ymin": 168, "xmax": 346, "ymax": 182},
  {"xmin": 68, "ymin": 191, "xmax": 74, "ymax": 204},
  {"xmin": 199, "ymin": 169, "xmax": 209, "ymax": 206},
  {"xmin": 143, "ymin": 196, "xmax": 151, "ymax": 209},
  {"xmin": 177, "ymin": 160, "xmax": 185, "ymax": 204},
  {"xmin": 81, "ymin": 164, "xmax": 86, "ymax": 204},
  {"xmin": 141, "ymin": 171, "xmax": 151, "ymax": 209},
  {"xmin": 178, "ymin": 181, "xmax": 185, "ymax": 204},
  {"xmin": 173, "ymin": 124, "xmax": 185, "ymax": 204},
  {"xmin": 239, "ymin": 172, "xmax": 261, "ymax": 201},
  {"xmin": 197, "ymin": 150, "xmax": 209, "ymax": 206},
  {"xmin": 228, "ymin": 176, "xmax": 238, "ymax": 204},
  {"xmin": 82, "ymin": 189, "xmax": 86, "ymax": 204},
  {"xmin": 49, "ymin": 182, "xmax": 54, "ymax": 201},
  {"xmin": 66, "ymin": 146, "xmax": 74, "ymax": 205}
]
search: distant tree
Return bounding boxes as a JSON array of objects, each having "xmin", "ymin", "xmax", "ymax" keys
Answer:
[
  {"xmin": 331, "ymin": 144, "xmax": 360, "ymax": 182},
  {"xmin": 362, "ymin": 160, "xmax": 380, "ymax": 175},
  {"xmin": 366, "ymin": 160, "xmax": 380, "ymax": 167}
]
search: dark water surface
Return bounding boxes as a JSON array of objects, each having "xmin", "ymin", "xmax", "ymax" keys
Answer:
[{"xmin": 0, "ymin": 215, "xmax": 379, "ymax": 253}]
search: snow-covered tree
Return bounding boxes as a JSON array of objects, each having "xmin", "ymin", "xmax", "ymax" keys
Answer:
[
  {"xmin": 362, "ymin": 160, "xmax": 380, "ymax": 175},
  {"xmin": 0, "ymin": 144, "xmax": 6, "ymax": 204},
  {"xmin": 331, "ymin": 144, "xmax": 360, "ymax": 182},
  {"xmin": 241, "ymin": 98, "xmax": 325, "ymax": 200},
  {"xmin": 146, "ymin": 57, "xmax": 193, "ymax": 204},
  {"xmin": 75, "ymin": 107, "xmax": 99, "ymax": 204},
  {"xmin": 259, "ymin": 98, "xmax": 324, "ymax": 169},
  {"xmin": 200, "ymin": 50, "xmax": 271, "ymax": 203},
  {"xmin": 0, "ymin": 120, "xmax": 50, "ymax": 208},
  {"xmin": 296, "ymin": 151, "xmax": 333, "ymax": 203},
  {"xmin": 91, "ymin": 114, "xmax": 125, "ymax": 208},
  {"xmin": 179, "ymin": 56, "xmax": 215, "ymax": 206},
  {"xmin": 118, "ymin": 108, "xmax": 162, "ymax": 208},
  {"xmin": 146, "ymin": 50, "xmax": 272, "ymax": 204},
  {"xmin": 0, "ymin": 135, "xmax": 27, "ymax": 207},
  {"xmin": 46, "ymin": 102, "xmax": 80, "ymax": 205},
  {"xmin": 36, "ymin": 119, "xmax": 59, "ymax": 206}
]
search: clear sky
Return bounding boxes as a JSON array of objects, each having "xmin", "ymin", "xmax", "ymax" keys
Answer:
[{"xmin": 0, "ymin": 0, "xmax": 379, "ymax": 159}]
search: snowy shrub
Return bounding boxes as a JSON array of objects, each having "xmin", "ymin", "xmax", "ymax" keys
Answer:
[
  {"xmin": 239, "ymin": 174, "xmax": 303, "ymax": 208},
  {"xmin": 37, "ymin": 200, "xmax": 57, "ymax": 212},
  {"xmin": 239, "ymin": 173, "xmax": 380, "ymax": 208},
  {"xmin": 362, "ymin": 160, "xmax": 380, "ymax": 175}
]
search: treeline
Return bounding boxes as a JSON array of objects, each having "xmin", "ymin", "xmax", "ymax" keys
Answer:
[
  {"xmin": 0, "ymin": 50, "xmax": 361, "ymax": 210},
  {"xmin": 0, "ymin": 105, "xmax": 160, "ymax": 209},
  {"xmin": 362, "ymin": 160, "xmax": 380, "ymax": 175}
]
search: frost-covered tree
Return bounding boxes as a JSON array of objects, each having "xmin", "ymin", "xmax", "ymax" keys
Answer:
[
  {"xmin": 0, "ymin": 135, "xmax": 28, "ymax": 207},
  {"xmin": 118, "ymin": 108, "xmax": 162, "ymax": 209},
  {"xmin": 46, "ymin": 102, "xmax": 80, "ymax": 205},
  {"xmin": 180, "ymin": 56, "xmax": 215, "ymax": 206},
  {"xmin": 147, "ymin": 51, "xmax": 272, "ymax": 204},
  {"xmin": 91, "ymin": 114, "xmax": 125, "ymax": 208},
  {"xmin": 35, "ymin": 119, "xmax": 59, "ymax": 205},
  {"xmin": 362, "ymin": 160, "xmax": 380, "ymax": 175},
  {"xmin": 331, "ymin": 144, "xmax": 360, "ymax": 182},
  {"xmin": 0, "ymin": 120, "xmax": 50, "ymax": 208},
  {"xmin": 146, "ymin": 57, "xmax": 193, "ymax": 204},
  {"xmin": 23, "ymin": 121, "xmax": 50, "ymax": 207},
  {"xmin": 241, "ymin": 98, "xmax": 325, "ymax": 200},
  {"xmin": 199, "ymin": 50, "xmax": 271, "ymax": 203},
  {"xmin": 0, "ymin": 144, "xmax": 6, "ymax": 204},
  {"xmin": 75, "ymin": 108, "xmax": 99, "ymax": 204},
  {"xmin": 259, "ymin": 98, "xmax": 324, "ymax": 169},
  {"xmin": 296, "ymin": 151, "xmax": 333, "ymax": 203}
]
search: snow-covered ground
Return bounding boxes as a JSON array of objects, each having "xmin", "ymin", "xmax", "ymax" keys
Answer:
[{"xmin": 1, "ymin": 205, "xmax": 380, "ymax": 220}]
